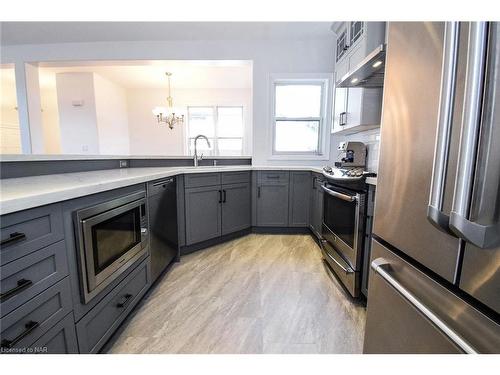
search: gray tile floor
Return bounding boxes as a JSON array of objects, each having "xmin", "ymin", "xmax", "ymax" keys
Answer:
[{"xmin": 105, "ymin": 234, "xmax": 366, "ymax": 353}]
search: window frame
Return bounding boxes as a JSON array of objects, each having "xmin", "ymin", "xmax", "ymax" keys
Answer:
[
  {"xmin": 186, "ymin": 105, "xmax": 245, "ymax": 157},
  {"xmin": 269, "ymin": 74, "xmax": 332, "ymax": 160}
]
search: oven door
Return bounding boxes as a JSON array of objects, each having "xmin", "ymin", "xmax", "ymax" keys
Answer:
[
  {"xmin": 321, "ymin": 184, "xmax": 365, "ymax": 270},
  {"xmin": 77, "ymin": 193, "xmax": 148, "ymax": 303}
]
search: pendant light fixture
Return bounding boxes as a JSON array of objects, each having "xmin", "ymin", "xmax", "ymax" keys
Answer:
[{"xmin": 152, "ymin": 72, "xmax": 185, "ymax": 129}]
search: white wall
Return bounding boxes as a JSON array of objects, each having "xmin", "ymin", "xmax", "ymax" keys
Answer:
[
  {"xmin": 94, "ymin": 74, "xmax": 130, "ymax": 155},
  {"xmin": 55, "ymin": 72, "xmax": 100, "ymax": 154},
  {"xmin": 126, "ymin": 87, "xmax": 252, "ymax": 156},
  {"xmin": 1, "ymin": 38, "xmax": 335, "ymax": 165},
  {"xmin": 40, "ymin": 87, "xmax": 61, "ymax": 154}
]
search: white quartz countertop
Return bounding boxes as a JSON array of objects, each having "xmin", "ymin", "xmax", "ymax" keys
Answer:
[{"xmin": 0, "ymin": 165, "xmax": 376, "ymax": 215}]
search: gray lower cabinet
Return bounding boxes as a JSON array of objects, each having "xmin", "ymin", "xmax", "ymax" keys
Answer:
[
  {"xmin": 184, "ymin": 186, "xmax": 222, "ymax": 245},
  {"xmin": 221, "ymin": 183, "xmax": 251, "ymax": 235},
  {"xmin": 0, "ymin": 277, "xmax": 73, "ymax": 352},
  {"xmin": 309, "ymin": 174, "xmax": 325, "ymax": 238},
  {"xmin": 256, "ymin": 183, "xmax": 289, "ymax": 227},
  {"xmin": 288, "ymin": 172, "xmax": 311, "ymax": 227},
  {"xmin": 30, "ymin": 313, "xmax": 78, "ymax": 354},
  {"xmin": 76, "ymin": 259, "xmax": 150, "ymax": 353},
  {"xmin": 184, "ymin": 173, "xmax": 251, "ymax": 246},
  {"xmin": 0, "ymin": 203, "xmax": 64, "ymax": 265},
  {"xmin": 1, "ymin": 240, "xmax": 68, "ymax": 318}
]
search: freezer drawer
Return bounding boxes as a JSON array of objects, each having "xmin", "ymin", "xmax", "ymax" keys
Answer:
[{"xmin": 363, "ymin": 238, "xmax": 500, "ymax": 353}]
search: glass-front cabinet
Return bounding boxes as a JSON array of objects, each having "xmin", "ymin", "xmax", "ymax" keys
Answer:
[
  {"xmin": 336, "ymin": 27, "xmax": 349, "ymax": 62},
  {"xmin": 350, "ymin": 21, "xmax": 364, "ymax": 47}
]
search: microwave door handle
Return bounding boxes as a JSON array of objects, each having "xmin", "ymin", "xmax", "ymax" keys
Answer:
[
  {"xmin": 371, "ymin": 258, "xmax": 478, "ymax": 354},
  {"xmin": 321, "ymin": 185, "xmax": 357, "ymax": 202},
  {"xmin": 427, "ymin": 22, "xmax": 460, "ymax": 236},
  {"xmin": 449, "ymin": 22, "xmax": 500, "ymax": 248}
]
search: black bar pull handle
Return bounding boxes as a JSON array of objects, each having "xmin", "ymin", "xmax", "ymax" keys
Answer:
[
  {"xmin": 1, "ymin": 232, "xmax": 27, "ymax": 247},
  {"xmin": 312, "ymin": 177, "xmax": 317, "ymax": 189},
  {"xmin": 116, "ymin": 293, "xmax": 133, "ymax": 308},
  {"xmin": 223, "ymin": 190, "xmax": 227, "ymax": 203},
  {"xmin": 257, "ymin": 187, "xmax": 261, "ymax": 198},
  {"xmin": 218, "ymin": 190, "xmax": 222, "ymax": 203},
  {"xmin": 0, "ymin": 279, "xmax": 33, "ymax": 302},
  {"xmin": 1, "ymin": 321, "xmax": 40, "ymax": 349}
]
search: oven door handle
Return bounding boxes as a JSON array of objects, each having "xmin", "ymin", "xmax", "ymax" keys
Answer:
[{"xmin": 321, "ymin": 185, "xmax": 357, "ymax": 202}]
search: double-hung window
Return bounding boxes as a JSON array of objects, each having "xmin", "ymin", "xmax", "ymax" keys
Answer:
[
  {"xmin": 271, "ymin": 76, "xmax": 330, "ymax": 159},
  {"xmin": 187, "ymin": 106, "xmax": 244, "ymax": 156}
]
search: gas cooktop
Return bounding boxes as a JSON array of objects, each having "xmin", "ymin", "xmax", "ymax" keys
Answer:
[{"xmin": 322, "ymin": 166, "xmax": 376, "ymax": 182}]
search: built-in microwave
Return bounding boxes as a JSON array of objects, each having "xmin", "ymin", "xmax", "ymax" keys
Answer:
[{"xmin": 74, "ymin": 191, "xmax": 148, "ymax": 303}]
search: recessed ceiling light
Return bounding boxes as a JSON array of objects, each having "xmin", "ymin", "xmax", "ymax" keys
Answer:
[
  {"xmin": 351, "ymin": 78, "xmax": 359, "ymax": 84},
  {"xmin": 372, "ymin": 60, "xmax": 383, "ymax": 68}
]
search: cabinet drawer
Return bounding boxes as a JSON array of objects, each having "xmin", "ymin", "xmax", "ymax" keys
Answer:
[
  {"xmin": 0, "ymin": 277, "xmax": 72, "ymax": 351},
  {"xmin": 76, "ymin": 259, "xmax": 150, "ymax": 353},
  {"xmin": 221, "ymin": 171, "xmax": 250, "ymax": 185},
  {"xmin": 258, "ymin": 171, "xmax": 289, "ymax": 184},
  {"xmin": 30, "ymin": 313, "xmax": 78, "ymax": 354},
  {"xmin": 184, "ymin": 173, "xmax": 221, "ymax": 188},
  {"xmin": 1, "ymin": 204, "xmax": 64, "ymax": 265},
  {"xmin": 1, "ymin": 240, "xmax": 68, "ymax": 317}
]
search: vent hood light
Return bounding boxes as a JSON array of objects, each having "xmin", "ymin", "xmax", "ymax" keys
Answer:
[{"xmin": 337, "ymin": 44, "xmax": 386, "ymax": 88}]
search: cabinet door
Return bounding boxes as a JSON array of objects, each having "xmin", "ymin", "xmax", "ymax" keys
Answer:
[
  {"xmin": 221, "ymin": 183, "xmax": 251, "ymax": 235},
  {"xmin": 289, "ymin": 172, "xmax": 311, "ymax": 227},
  {"xmin": 185, "ymin": 186, "xmax": 221, "ymax": 245},
  {"xmin": 310, "ymin": 177, "xmax": 324, "ymax": 237},
  {"xmin": 349, "ymin": 22, "xmax": 365, "ymax": 49},
  {"xmin": 31, "ymin": 313, "xmax": 78, "ymax": 354},
  {"xmin": 332, "ymin": 86, "xmax": 348, "ymax": 133},
  {"xmin": 256, "ymin": 184, "xmax": 289, "ymax": 227},
  {"xmin": 309, "ymin": 176, "xmax": 317, "ymax": 232},
  {"xmin": 335, "ymin": 26, "xmax": 349, "ymax": 62}
]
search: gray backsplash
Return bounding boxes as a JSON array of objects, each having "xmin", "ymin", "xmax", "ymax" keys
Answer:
[{"xmin": 330, "ymin": 128, "xmax": 381, "ymax": 173}]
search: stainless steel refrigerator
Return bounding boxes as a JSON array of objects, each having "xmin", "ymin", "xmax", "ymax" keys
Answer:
[{"xmin": 363, "ymin": 22, "xmax": 500, "ymax": 353}]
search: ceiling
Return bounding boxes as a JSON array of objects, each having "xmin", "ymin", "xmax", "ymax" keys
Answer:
[
  {"xmin": 37, "ymin": 60, "xmax": 252, "ymax": 89},
  {"xmin": 0, "ymin": 22, "xmax": 333, "ymax": 46}
]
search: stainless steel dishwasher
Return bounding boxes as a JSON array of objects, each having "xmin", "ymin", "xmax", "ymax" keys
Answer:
[{"xmin": 147, "ymin": 177, "xmax": 179, "ymax": 283}]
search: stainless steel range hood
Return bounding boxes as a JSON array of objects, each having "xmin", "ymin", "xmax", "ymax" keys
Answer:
[{"xmin": 337, "ymin": 44, "xmax": 386, "ymax": 88}]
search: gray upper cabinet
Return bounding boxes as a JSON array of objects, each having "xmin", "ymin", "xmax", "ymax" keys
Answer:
[
  {"xmin": 332, "ymin": 22, "xmax": 385, "ymax": 135},
  {"xmin": 288, "ymin": 172, "xmax": 311, "ymax": 227},
  {"xmin": 184, "ymin": 185, "xmax": 222, "ymax": 245},
  {"xmin": 221, "ymin": 183, "xmax": 251, "ymax": 235},
  {"xmin": 256, "ymin": 171, "xmax": 290, "ymax": 227}
]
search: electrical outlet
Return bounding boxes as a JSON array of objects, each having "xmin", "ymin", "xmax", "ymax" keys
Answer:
[{"xmin": 119, "ymin": 160, "xmax": 128, "ymax": 168}]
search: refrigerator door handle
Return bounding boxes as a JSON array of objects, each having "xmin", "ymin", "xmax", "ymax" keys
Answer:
[
  {"xmin": 427, "ymin": 22, "xmax": 460, "ymax": 236},
  {"xmin": 449, "ymin": 22, "xmax": 500, "ymax": 248},
  {"xmin": 371, "ymin": 258, "xmax": 478, "ymax": 354}
]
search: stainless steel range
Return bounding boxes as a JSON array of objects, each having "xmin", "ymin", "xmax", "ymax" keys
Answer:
[{"xmin": 320, "ymin": 142, "xmax": 375, "ymax": 298}]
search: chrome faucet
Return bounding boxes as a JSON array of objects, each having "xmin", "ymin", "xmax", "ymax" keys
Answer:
[{"xmin": 193, "ymin": 134, "xmax": 211, "ymax": 167}]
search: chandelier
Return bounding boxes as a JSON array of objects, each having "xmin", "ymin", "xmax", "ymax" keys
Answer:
[{"xmin": 152, "ymin": 72, "xmax": 185, "ymax": 129}]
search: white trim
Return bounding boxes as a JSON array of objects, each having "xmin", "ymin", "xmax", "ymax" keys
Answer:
[{"xmin": 268, "ymin": 73, "xmax": 332, "ymax": 161}]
